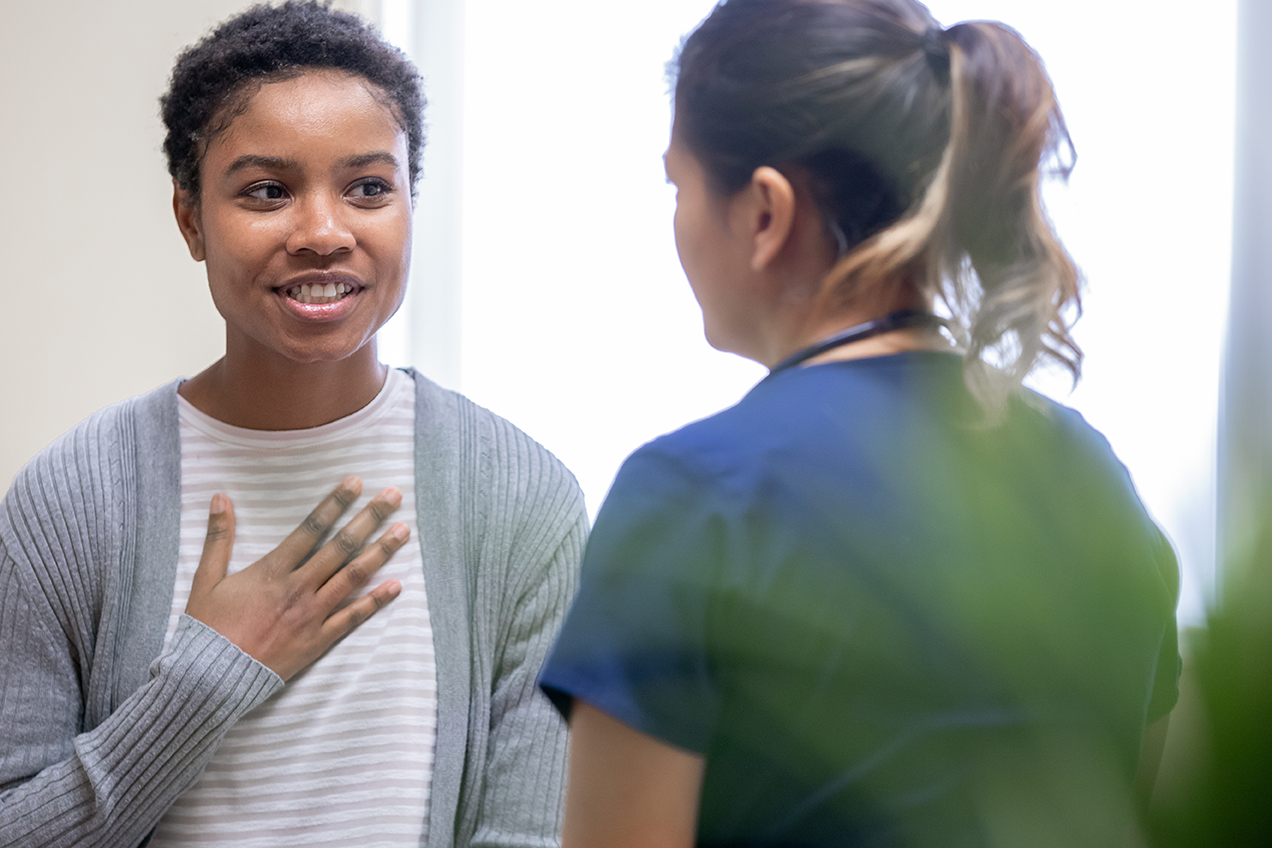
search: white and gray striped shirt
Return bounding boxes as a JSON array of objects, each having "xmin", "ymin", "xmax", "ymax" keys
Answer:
[{"xmin": 150, "ymin": 369, "xmax": 437, "ymax": 847}]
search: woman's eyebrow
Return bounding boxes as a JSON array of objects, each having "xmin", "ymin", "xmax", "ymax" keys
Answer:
[
  {"xmin": 342, "ymin": 151, "xmax": 399, "ymax": 170},
  {"xmin": 221, "ymin": 152, "xmax": 399, "ymax": 175},
  {"xmin": 225, "ymin": 154, "xmax": 297, "ymax": 175}
]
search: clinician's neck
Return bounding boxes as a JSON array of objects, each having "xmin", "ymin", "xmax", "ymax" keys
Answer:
[
  {"xmin": 178, "ymin": 343, "xmax": 389, "ymax": 431},
  {"xmin": 759, "ymin": 283, "xmax": 943, "ymax": 369}
]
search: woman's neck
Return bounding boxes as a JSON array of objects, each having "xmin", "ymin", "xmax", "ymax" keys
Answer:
[
  {"xmin": 761, "ymin": 284, "xmax": 950, "ymax": 369},
  {"xmin": 794, "ymin": 321, "xmax": 954, "ymax": 367},
  {"xmin": 177, "ymin": 340, "xmax": 389, "ymax": 430}
]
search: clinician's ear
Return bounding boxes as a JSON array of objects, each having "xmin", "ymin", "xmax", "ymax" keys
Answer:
[
  {"xmin": 746, "ymin": 166, "xmax": 797, "ymax": 272},
  {"xmin": 173, "ymin": 181, "xmax": 206, "ymax": 262}
]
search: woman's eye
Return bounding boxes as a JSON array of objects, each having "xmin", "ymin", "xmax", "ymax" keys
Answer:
[
  {"xmin": 245, "ymin": 183, "xmax": 286, "ymax": 201},
  {"xmin": 351, "ymin": 180, "xmax": 393, "ymax": 199}
]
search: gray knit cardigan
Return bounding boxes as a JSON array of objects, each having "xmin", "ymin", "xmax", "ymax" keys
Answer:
[{"xmin": 0, "ymin": 369, "xmax": 587, "ymax": 848}]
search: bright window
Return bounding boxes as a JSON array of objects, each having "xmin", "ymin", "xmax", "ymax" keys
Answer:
[{"xmin": 382, "ymin": 0, "xmax": 1236, "ymax": 625}]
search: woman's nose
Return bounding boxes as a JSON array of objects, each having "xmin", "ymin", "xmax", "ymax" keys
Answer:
[{"xmin": 286, "ymin": 194, "xmax": 355, "ymax": 256}]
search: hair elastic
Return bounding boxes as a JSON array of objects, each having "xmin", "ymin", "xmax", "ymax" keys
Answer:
[
  {"xmin": 767, "ymin": 309, "xmax": 950, "ymax": 377},
  {"xmin": 922, "ymin": 26, "xmax": 951, "ymax": 80}
]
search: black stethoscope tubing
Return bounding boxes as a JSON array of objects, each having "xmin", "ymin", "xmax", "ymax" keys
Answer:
[{"xmin": 765, "ymin": 309, "xmax": 951, "ymax": 378}]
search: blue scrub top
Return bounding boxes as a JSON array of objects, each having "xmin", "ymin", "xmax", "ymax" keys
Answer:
[{"xmin": 542, "ymin": 352, "xmax": 1178, "ymax": 847}]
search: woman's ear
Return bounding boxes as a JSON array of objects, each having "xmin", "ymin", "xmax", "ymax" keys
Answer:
[
  {"xmin": 745, "ymin": 166, "xmax": 797, "ymax": 272},
  {"xmin": 173, "ymin": 181, "xmax": 206, "ymax": 262}
]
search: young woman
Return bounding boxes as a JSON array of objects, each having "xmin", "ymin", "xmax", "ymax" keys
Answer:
[
  {"xmin": 539, "ymin": 1, "xmax": 1179, "ymax": 845},
  {"xmin": 0, "ymin": 3, "xmax": 584, "ymax": 846}
]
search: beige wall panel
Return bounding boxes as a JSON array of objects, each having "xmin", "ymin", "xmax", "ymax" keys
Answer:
[{"xmin": 0, "ymin": 0, "xmax": 333, "ymax": 487}]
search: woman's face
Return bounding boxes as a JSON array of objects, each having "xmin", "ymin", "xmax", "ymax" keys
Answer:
[
  {"xmin": 175, "ymin": 69, "xmax": 412, "ymax": 368},
  {"xmin": 664, "ymin": 133, "xmax": 758, "ymax": 358}
]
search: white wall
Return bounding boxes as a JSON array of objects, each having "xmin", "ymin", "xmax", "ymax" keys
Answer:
[{"xmin": 455, "ymin": 0, "xmax": 763, "ymax": 525}]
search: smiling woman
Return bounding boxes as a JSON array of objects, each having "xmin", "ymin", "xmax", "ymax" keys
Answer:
[
  {"xmin": 0, "ymin": 3, "xmax": 585, "ymax": 847},
  {"xmin": 174, "ymin": 69, "xmax": 414, "ymax": 426}
]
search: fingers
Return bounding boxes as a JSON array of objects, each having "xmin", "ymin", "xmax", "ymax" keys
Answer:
[
  {"xmin": 270, "ymin": 477, "xmax": 363, "ymax": 570},
  {"xmin": 322, "ymin": 578, "xmax": 404, "ymax": 643},
  {"xmin": 304, "ymin": 487, "xmax": 403, "ymax": 585},
  {"xmin": 317, "ymin": 521, "xmax": 409, "ymax": 608},
  {"xmin": 296, "ymin": 522, "xmax": 407, "ymax": 676},
  {"xmin": 190, "ymin": 493, "xmax": 236, "ymax": 595}
]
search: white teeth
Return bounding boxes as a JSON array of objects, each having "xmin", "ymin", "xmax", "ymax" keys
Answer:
[{"xmin": 285, "ymin": 281, "xmax": 354, "ymax": 305}]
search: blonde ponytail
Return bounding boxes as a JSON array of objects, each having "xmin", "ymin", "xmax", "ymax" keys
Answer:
[
  {"xmin": 815, "ymin": 19, "xmax": 1081, "ymax": 419},
  {"xmin": 940, "ymin": 22, "xmax": 1082, "ymax": 415},
  {"xmin": 674, "ymin": 0, "xmax": 1082, "ymax": 419}
]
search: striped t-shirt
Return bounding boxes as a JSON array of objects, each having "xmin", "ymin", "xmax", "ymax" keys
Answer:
[{"xmin": 149, "ymin": 369, "xmax": 437, "ymax": 847}]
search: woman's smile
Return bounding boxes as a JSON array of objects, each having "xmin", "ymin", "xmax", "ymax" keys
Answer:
[
  {"xmin": 276, "ymin": 271, "xmax": 364, "ymax": 322},
  {"xmin": 282, "ymin": 274, "xmax": 360, "ymax": 307}
]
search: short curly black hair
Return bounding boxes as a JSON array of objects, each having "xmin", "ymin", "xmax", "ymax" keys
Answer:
[{"xmin": 161, "ymin": 0, "xmax": 425, "ymax": 199}]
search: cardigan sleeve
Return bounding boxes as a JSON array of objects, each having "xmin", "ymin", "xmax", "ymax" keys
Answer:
[
  {"xmin": 0, "ymin": 408, "xmax": 283, "ymax": 848},
  {"xmin": 0, "ymin": 562, "xmax": 281, "ymax": 848},
  {"xmin": 465, "ymin": 421, "xmax": 588, "ymax": 848}
]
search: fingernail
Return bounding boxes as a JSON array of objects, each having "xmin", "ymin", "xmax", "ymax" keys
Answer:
[
  {"xmin": 389, "ymin": 523, "xmax": 409, "ymax": 541},
  {"xmin": 383, "ymin": 486, "xmax": 403, "ymax": 506},
  {"xmin": 210, "ymin": 493, "xmax": 227, "ymax": 514},
  {"xmin": 387, "ymin": 580, "xmax": 402, "ymax": 597},
  {"xmin": 342, "ymin": 475, "xmax": 362, "ymax": 491}
]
